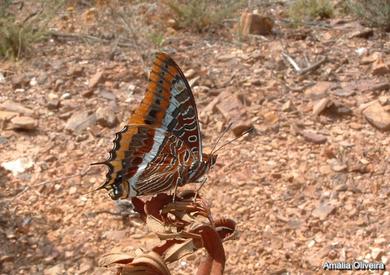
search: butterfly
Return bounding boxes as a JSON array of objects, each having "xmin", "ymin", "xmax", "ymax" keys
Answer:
[{"xmin": 93, "ymin": 52, "xmax": 217, "ymax": 199}]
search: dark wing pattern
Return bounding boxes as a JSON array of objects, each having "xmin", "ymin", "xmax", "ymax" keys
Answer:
[
  {"xmin": 133, "ymin": 131, "xmax": 197, "ymax": 196},
  {"xmin": 95, "ymin": 52, "xmax": 203, "ymax": 199},
  {"xmin": 129, "ymin": 52, "xmax": 203, "ymax": 157}
]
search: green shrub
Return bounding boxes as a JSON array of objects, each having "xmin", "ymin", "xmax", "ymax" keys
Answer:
[
  {"xmin": 163, "ymin": 0, "xmax": 244, "ymax": 32},
  {"xmin": 288, "ymin": 0, "xmax": 333, "ymax": 23},
  {"xmin": 148, "ymin": 31, "xmax": 165, "ymax": 48},
  {"xmin": 0, "ymin": 0, "xmax": 13, "ymax": 17},
  {"xmin": 0, "ymin": 19, "xmax": 47, "ymax": 59},
  {"xmin": 346, "ymin": 0, "xmax": 390, "ymax": 30},
  {"xmin": 0, "ymin": 0, "xmax": 64, "ymax": 60}
]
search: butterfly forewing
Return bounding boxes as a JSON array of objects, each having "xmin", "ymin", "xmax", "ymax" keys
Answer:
[{"xmin": 129, "ymin": 52, "xmax": 203, "ymax": 158}]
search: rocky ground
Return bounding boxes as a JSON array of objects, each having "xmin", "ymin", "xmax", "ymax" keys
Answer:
[{"xmin": 0, "ymin": 1, "xmax": 389, "ymax": 274}]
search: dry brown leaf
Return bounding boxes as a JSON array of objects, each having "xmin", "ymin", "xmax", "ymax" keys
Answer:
[
  {"xmin": 101, "ymin": 191, "xmax": 235, "ymax": 274},
  {"xmin": 146, "ymin": 216, "xmax": 169, "ymax": 234},
  {"xmin": 99, "ymin": 252, "xmax": 134, "ymax": 266},
  {"xmin": 164, "ymin": 238, "xmax": 197, "ymax": 263},
  {"xmin": 131, "ymin": 252, "xmax": 171, "ymax": 275}
]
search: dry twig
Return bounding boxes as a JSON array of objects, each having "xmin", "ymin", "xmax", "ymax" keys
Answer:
[
  {"xmin": 282, "ymin": 52, "xmax": 327, "ymax": 75},
  {"xmin": 49, "ymin": 31, "xmax": 133, "ymax": 48}
]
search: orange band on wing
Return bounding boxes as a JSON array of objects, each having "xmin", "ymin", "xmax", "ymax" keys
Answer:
[{"xmin": 129, "ymin": 53, "xmax": 179, "ymax": 127}]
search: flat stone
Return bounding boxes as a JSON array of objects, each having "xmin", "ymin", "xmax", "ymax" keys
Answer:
[
  {"xmin": 65, "ymin": 111, "xmax": 96, "ymax": 134},
  {"xmin": 0, "ymin": 100, "xmax": 34, "ymax": 116},
  {"xmin": 30, "ymin": 77, "xmax": 37, "ymax": 86},
  {"xmin": 44, "ymin": 263, "xmax": 65, "ymax": 275},
  {"xmin": 332, "ymin": 88, "xmax": 355, "ymax": 97},
  {"xmin": 1, "ymin": 158, "xmax": 34, "ymax": 176},
  {"xmin": 78, "ymin": 258, "xmax": 93, "ymax": 273},
  {"xmin": 329, "ymin": 158, "xmax": 348, "ymax": 172},
  {"xmin": 240, "ymin": 12, "xmax": 273, "ymax": 35},
  {"xmin": 95, "ymin": 107, "xmax": 118, "ymax": 128},
  {"xmin": 11, "ymin": 75, "xmax": 30, "ymax": 89},
  {"xmin": 61, "ymin": 93, "xmax": 72, "ymax": 100},
  {"xmin": 369, "ymin": 82, "xmax": 390, "ymax": 93},
  {"xmin": 47, "ymin": 94, "xmax": 60, "ymax": 109},
  {"xmin": 231, "ymin": 121, "xmax": 253, "ymax": 137},
  {"xmin": 313, "ymin": 98, "xmax": 331, "ymax": 117},
  {"xmin": 217, "ymin": 53, "xmax": 237, "ymax": 62},
  {"xmin": 10, "ymin": 116, "xmax": 38, "ymax": 130},
  {"xmin": 349, "ymin": 28, "xmax": 373, "ymax": 39},
  {"xmin": 358, "ymin": 100, "xmax": 377, "ymax": 114},
  {"xmin": 305, "ymin": 252, "xmax": 323, "ymax": 267},
  {"xmin": 188, "ymin": 76, "xmax": 200, "ymax": 88},
  {"xmin": 0, "ymin": 136, "xmax": 7, "ymax": 144},
  {"xmin": 330, "ymin": 102, "xmax": 352, "ymax": 116},
  {"xmin": 371, "ymin": 248, "xmax": 384, "ymax": 260},
  {"xmin": 67, "ymin": 66, "xmax": 84, "ymax": 78},
  {"xmin": 350, "ymin": 122, "xmax": 362, "ymax": 130},
  {"xmin": 281, "ymin": 100, "xmax": 292, "ymax": 112},
  {"xmin": 0, "ymin": 255, "xmax": 14, "ymax": 263},
  {"xmin": 202, "ymin": 95, "xmax": 221, "ymax": 116},
  {"xmin": 0, "ymin": 110, "xmax": 18, "ymax": 122},
  {"xmin": 0, "ymin": 72, "xmax": 5, "ymax": 83},
  {"xmin": 193, "ymin": 85, "xmax": 210, "ymax": 94},
  {"xmin": 103, "ymin": 230, "xmax": 127, "ymax": 241},
  {"xmin": 88, "ymin": 70, "xmax": 104, "ymax": 89},
  {"xmin": 303, "ymin": 130, "xmax": 327, "ymax": 144},
  {"xmin": 374, "ymin": 237, "xmax": 387, "ymax": 245},
  {"xmin": 372, "ymin": 60, "xmax": 390, "ymax": 76},
  {"xmin": 45, "ymin": 155, "xmax": 57, "ymax": 162},
  {"xmin": 68, "ymin": 186, "xmax": 77, "ymax": 195},
  {"xmin": 215, "ymin": 91, "xmax": 253, "ymax": 137},
  {"xmin": 59, "ymin": 111, "xmax": 73, "ymax": 120},
  {"xmin": 341, "ymin": 80, "xmax": 389, "ymax": 94},
  {"xmin": 249, "ymin": 78, "xmax": 262, "ymax": 86},
  {"xmin": 378, "ymin": 96, "xmax": 390, "ymax": 106},
  {"xmin": 75, "ymin": 133, "xmax": 88, "ymax": 142},
  {"xmin": 287, "ymin": 218, "xmax": 302, "ymax": 230},
  {"xmin": 360, "ymin": 52, "xmax": 380, "ymax": 64},
  {"xmin": 312, "ymin": 202, "xmax": 336, "ymax": 220},
  {"xmin": 334, "ymin": 183, "xmax": 348, "ymax": 192},
  {"xmin": 296, "ymin": 128, "xmax": 327, "ymax": 144},
  {"xmin": 363, "ymin": 101, "xmax": 390, "ymax": 130},
  {"xmin": 304, "ymin": 82, "xmax": 331, "ymax": 100},
  {"xmin": 356, "ymin": 47, "xmax": 367, "ymax": 56},
  {"xmin": 53, "ymin": 79, "xmax": 64, "ymax": 91},
  {"xmin": 263, "ymin": 111, "xmax": 279, "ymax": 125},
  {"xmin": 184, "ymin": 69, "xmax": 196, "ymax": 79},
  {"xmin": 82, "ymin": 89, "xmax": 94, "ymax": 98},
  {"xmin": 99, "ymin": 89, "xmax": 117, "ymax": 101},
  {"xmin": 216, "ymin": 92, "xmax": 245, "ymax": 120}
]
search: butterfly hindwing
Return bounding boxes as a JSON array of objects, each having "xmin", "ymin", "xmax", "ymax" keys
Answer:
[{"xmin": 99, "ymin": 125, "xmax": 196, "ymax": 198}]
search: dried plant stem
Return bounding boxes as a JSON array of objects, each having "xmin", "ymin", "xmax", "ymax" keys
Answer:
[
  {"xmin": 49, "ymin": 31, "xmax": 133, "ymax": 48},
  {"xmin": 282, "ymin": 52, "xmax": 327, "ymax": 75}
]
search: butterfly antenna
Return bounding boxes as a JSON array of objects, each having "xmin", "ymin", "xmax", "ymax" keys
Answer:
[
  {"xmin": 81, "ymin": 188, "xmax": 99, "ymax": 196},
  {"xmin": 90, "ymin": 161, "xmax": 107, "ymax": 166},
  {"xmin": 210, "ymin": 122, "xmax": 233, "ymax": 155},
  {"xmin": 213, "ymin": 127, "xmax": 253, "ymax": 154},
  {"xmin": 194, "ymin": 124, "xmax": 232, "ymax": 198}
]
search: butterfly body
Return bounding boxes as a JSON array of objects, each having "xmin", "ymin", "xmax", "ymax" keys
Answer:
[{"xmin": 94, "ymin": 53, "xmax": 217, "ymax": 199}]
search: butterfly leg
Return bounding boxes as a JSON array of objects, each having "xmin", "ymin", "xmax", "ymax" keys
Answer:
[
  {"xmin": 172, "ymin": 166, "xmax": 184, "ymax": 203},
  {"xmin": 193, "ymin": 176, "xmax": 207, "ymax": 201}
]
